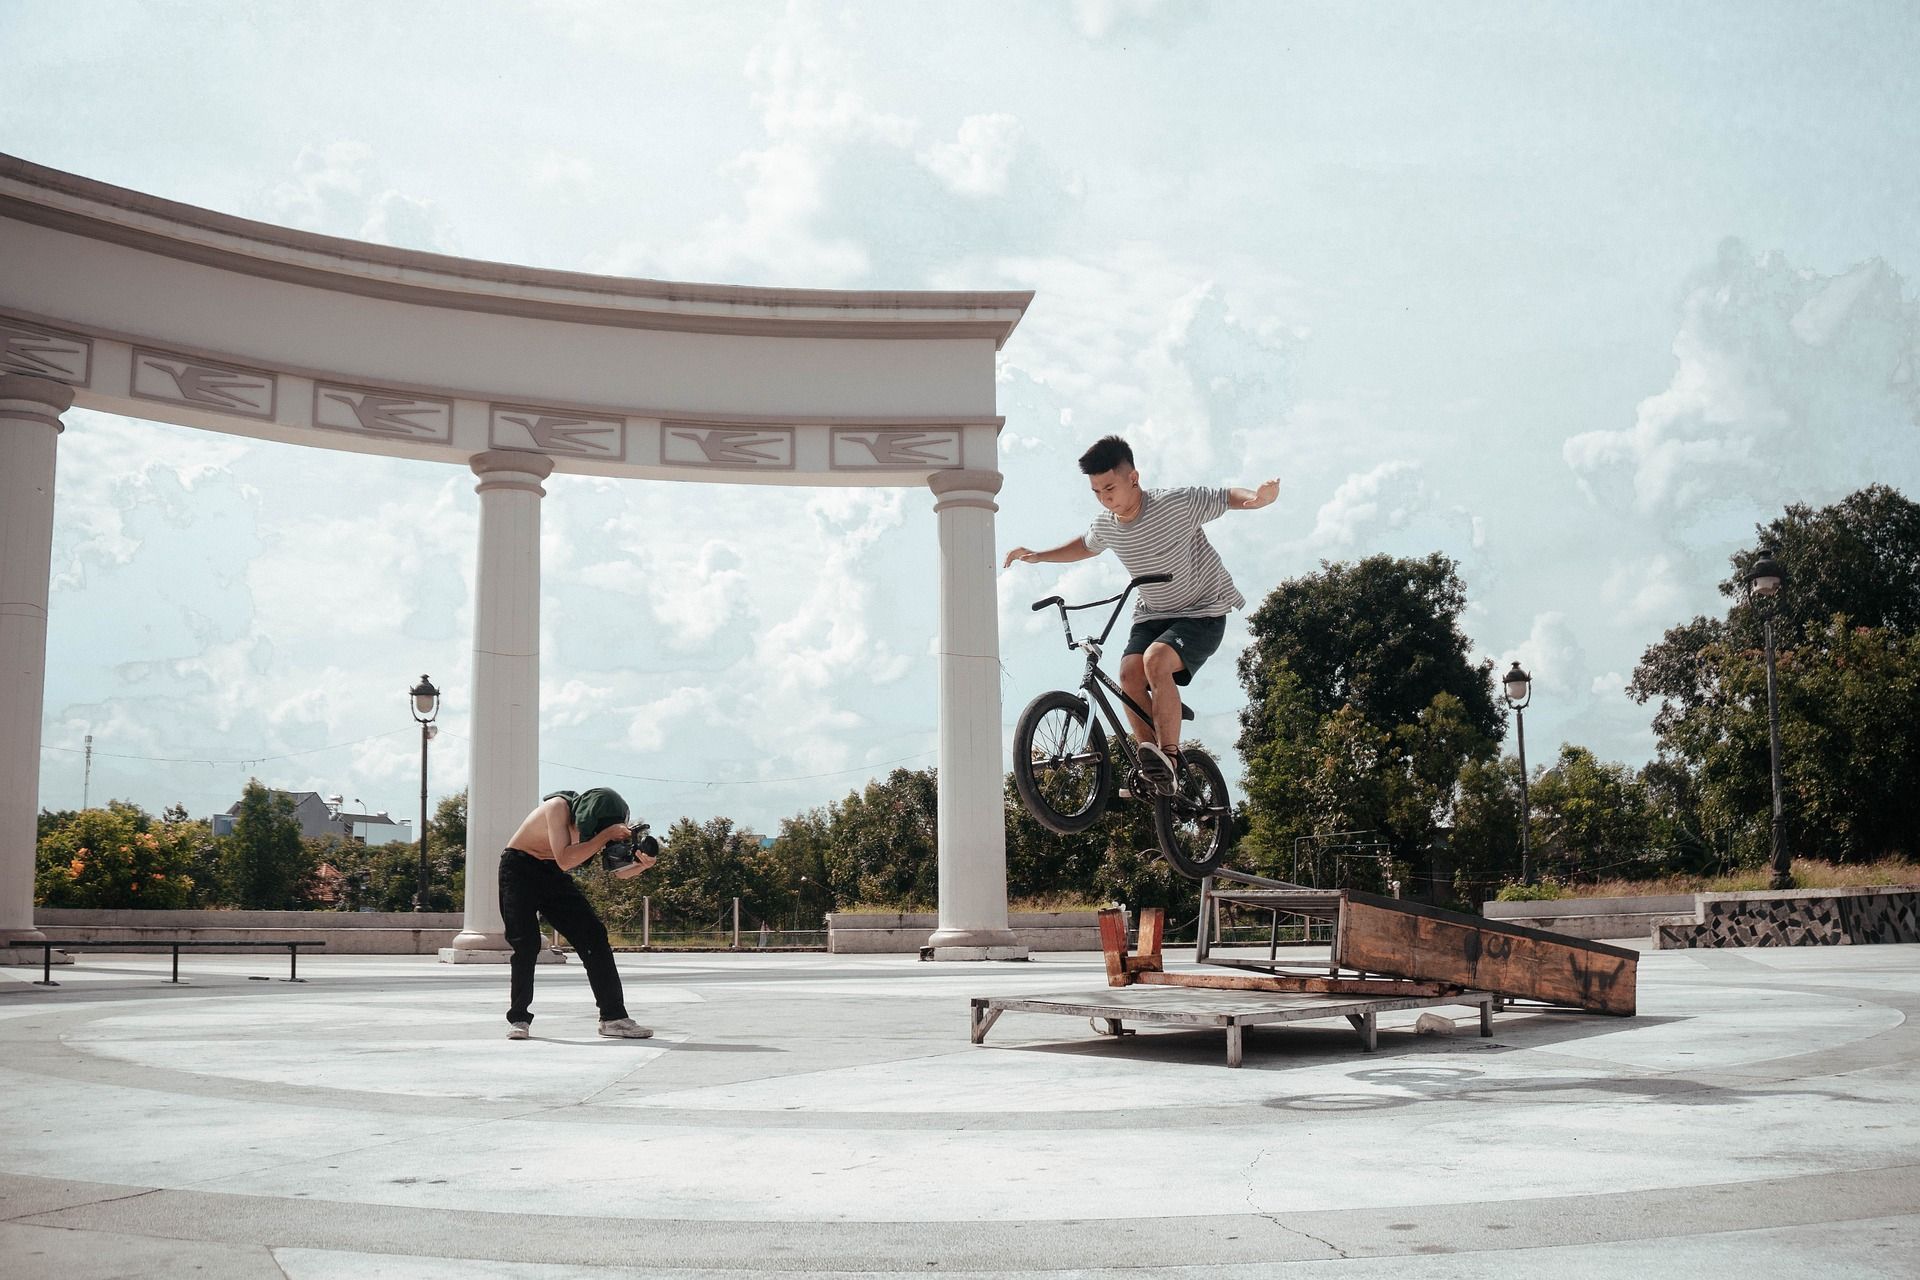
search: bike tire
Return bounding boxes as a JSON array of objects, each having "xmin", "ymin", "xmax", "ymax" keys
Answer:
[
  {"xmin": 1012, "ymin": 690, "xmax": 1112, "ymax": 835},
  {"xmin": 1153, "ymin": 747, "xmax": 1233, "ymax": 878}
]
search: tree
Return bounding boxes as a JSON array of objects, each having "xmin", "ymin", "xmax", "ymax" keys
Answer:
[
  {"xmin": 1236, "ymin": 554, "xmax": 1501, "ymax": 884},
  {"xmin": 1632, "ymin": 485, "xmax": 1920, "ymax": 736},
  {"xmin": 1632, "ymin": 486, "xmax": 1920, "ymax": 867},
  {"xmin": 223, "ymin": 779, "xmax": 312, "ymax": 908},
  {"xmin": 1238, "ymin": 553, "xmax": 1502, "ymax": 754},
  {"xmin": 828, "ymin": 768, "xmax": 941, "ymax": 908},
  {"xmin": 1526, "ymin": 746, "xmax": 1658, "ymax": 884},
  {"xmin": 36, "ymin": 801, "xmax": 195, "ymax": 908}
]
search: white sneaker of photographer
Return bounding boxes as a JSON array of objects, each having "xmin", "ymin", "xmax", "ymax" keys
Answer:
[
  {"xmin": 598, "ymin": 1018, "xmax": 653, "ymax": 1039},
  {"xmin": 507, "ymin": 1022, "xmax": 531, "ymax": 1040}
]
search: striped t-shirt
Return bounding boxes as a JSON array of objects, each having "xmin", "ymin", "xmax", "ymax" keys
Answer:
[{"xmin": 1086, "ymin": 486, "xmax": 1245, "ymax": 622}]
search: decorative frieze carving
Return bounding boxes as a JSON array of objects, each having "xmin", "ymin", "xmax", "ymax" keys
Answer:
[
  {"xmin": 0, "ymin": 317, "xmax": 92, "ymax": 385},
  {"xmin": 830, "ymin": 427, "xmax": 962, "ymax": 470},
  {"xmin": 132, "ymin": 348, "xmax": 275, "ymax": 419},
  {"xmin": 661, "ymin": 422, "xmax": 795, "ymax": 470},
  {"xmin": 489, "ymin": 405, "xmax": 625, "ymax": 458},
  {"xmin": 314, "ymin": 384, "xmax": 453, "ymax": 442}
]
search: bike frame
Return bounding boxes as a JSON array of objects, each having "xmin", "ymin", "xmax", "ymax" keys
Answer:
[{"xmin": 1032, "ymin": 574, "xmax": 1170, "ymax": 771}]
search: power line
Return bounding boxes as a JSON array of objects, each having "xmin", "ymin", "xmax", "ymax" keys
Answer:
[{"xmin": 42, "ymin": 728, "xmax": 939, "ymax": 789}]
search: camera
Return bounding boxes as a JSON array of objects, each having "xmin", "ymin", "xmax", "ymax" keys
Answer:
[{"xmin": 601, "ymin": 823, "xmax": 657, "ymax": 879}]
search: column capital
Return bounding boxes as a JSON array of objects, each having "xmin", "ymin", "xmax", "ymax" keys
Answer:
[
  {"xmin": 469, "ymin": 449, "xmax": 555, "ymax": 496},
  {"xmin": 0, "ymin": 374, "xmax": 76, "ymax": 431},
  {"xmin": 929, "ymin": 468, "xmax": 1003, "ymax": 513}
]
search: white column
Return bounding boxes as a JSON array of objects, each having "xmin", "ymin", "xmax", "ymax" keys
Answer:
[
  {"xmin": 926, "ymin": 469, "xmax": 1026, "ymax": 960},
  {"xmin": 0, "ymin": 375, "xmax": 73, "ymax": 952},
  {"xmin": 446, "ymin": 450, "xmax": 554, "ymax": 957}
]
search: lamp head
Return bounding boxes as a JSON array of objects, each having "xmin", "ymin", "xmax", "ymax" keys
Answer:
[
  {"xmin": 1503, "ymin": 661, "xmax": 1532, "ymax": 707},
  {"xmin": 1746, "ymin": 547, "xmax": 1785, "ymax": 600},
  {"xmin": 410, "ymin": 674, "xmax": 441, "ymax": 722}
]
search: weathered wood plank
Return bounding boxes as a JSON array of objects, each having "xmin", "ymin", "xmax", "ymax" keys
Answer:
[
  {"xmin": 1337, "ymin": 893, "xmax": 1636, "ymax": 1015},
  {"xmin": 1098, "ymin": 907, "xmax": 1130, "ymax": 987},
  {"xmin": 1136, "ymin": 970, "xmax": 1449, "ymax": 998},
  {"xmin": 1137, "ymin": 907, "xmax": 1165, "ymax": 963}
]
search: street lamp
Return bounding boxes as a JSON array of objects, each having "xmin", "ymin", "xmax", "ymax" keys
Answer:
[
  {"xmin": 1745, "ymin": 547, "xmax": 1792, "ymax": 890},
  {"xmin": 409, "ymin": 674, "xmax": 441, "ymax": 911},
  {"xmin": 794, "ymin": 876, "xmax": 809, "ymax": 933},
  {"xmin": 1503, "ymin": 661, "xmax": 1534, "ymax": 885}
]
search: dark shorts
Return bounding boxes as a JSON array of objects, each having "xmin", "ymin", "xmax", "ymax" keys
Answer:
[{"xmin": 1124, "ymin": 615, "xmax": 1227, "ymax": 686}]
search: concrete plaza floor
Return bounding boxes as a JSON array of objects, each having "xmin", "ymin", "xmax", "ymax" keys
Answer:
[{"xmin": 1, "ymin": 939, "xmax": 1916, "ymax": 1278}]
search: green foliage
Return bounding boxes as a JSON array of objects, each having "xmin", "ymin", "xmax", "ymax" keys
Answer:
[
  {"xmin": 224, "ymin": 779, "xmax": 313, "ymax": 908},
  {"xmin": 1527, "ymin": 745, "xmax": 1660, "ymax": 882},
  {"xmin": 827, "ymin": 768, "xmax": 941, "ymax": 909},
  {"xmin": 1238, "ymin": 553, "xmax": 1503, "ymax": 753},
  {"xmin": 1493, "ymin": 880, "xmax": 1567, "ymax": 903},
  {"xmin": 309, "ymin": 836, "xmax": 457, "ymax": 912},
  {"xmin": 1632, "ymin": 487, "xmax": 1920, "ymax": 867},
  {"xmin": 35, "ymin": 801, "xmax": 196, "ymax": 908},
  {"xmin": 1236, "ymin": 554, "xmax": 1500, "ymax": 886}
]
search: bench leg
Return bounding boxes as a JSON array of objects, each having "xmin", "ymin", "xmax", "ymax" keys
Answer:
[
  {"xmin": 171, "ymin": 946, "xmax": 181, "ymax": 984},
  {"xmin": 38, "ymin": 943, "xmax": 58, "ymax": 987},
  {"xmin": 970, "ymin": 1002, "xmax": 1003, "ymax": 1044},
  {"xmin": 283, "ymin": 944, "xmax": 307, "ymax": 983},
  {"xmin": 1226, "ymin": 1023, "xmax": 1243, "ymax": 1068},
  {"xmin": 1479, "ymin": 997, "xmax": 1493, "ymax": 1037},
  {"xmin": 1345, "ymin": 1011, "xmax": 1377, "ymax": 1052}
]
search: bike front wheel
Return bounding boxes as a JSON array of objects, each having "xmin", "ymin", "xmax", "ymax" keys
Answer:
[
  {"xmin": 1154, "ymin": 747, "xmax": 1233, "ymax": 878},
  {"xmin": 1012, "ymin": 690, "xmax": 1112, "ymax": 835}
]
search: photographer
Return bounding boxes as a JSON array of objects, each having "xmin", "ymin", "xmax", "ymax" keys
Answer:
[{"xmin": 499, "ymin": 787, "xmax": 656, "ymax": 1041}]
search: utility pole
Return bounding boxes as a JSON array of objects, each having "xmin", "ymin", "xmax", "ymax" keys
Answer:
[{"xmin": 82, "ymin": 733, "xmax": 92, "ymax": 810}]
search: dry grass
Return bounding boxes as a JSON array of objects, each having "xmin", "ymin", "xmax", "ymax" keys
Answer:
[{"xmin": 1564, "ymin": 856, "xmax": 1919, "ymax": 899}]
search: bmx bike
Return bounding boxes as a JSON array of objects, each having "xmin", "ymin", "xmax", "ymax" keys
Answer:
[{"xmin": 1011, "ymin": 573, "xmax": 1234, "ymax": 879}]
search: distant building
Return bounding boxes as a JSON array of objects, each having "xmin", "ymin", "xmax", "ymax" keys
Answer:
[{"xmin": 212, "ymin": 790, "xmax": 412, "ymax": 846}]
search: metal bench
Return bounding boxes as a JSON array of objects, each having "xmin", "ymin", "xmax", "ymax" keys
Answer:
[{"xmin": 24, "ymin": 938, "xmax": 325, "ymax": 986}]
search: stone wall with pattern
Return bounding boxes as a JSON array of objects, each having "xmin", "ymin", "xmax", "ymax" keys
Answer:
[{"xmin": 1654, "ymin": 885, "xmax": 1920, "ymax": 949}]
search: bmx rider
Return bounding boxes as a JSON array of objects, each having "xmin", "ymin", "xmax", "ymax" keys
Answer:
[{"xmin": 1002, "ymin": 434, "xmax": 1278, "ymax": 791}]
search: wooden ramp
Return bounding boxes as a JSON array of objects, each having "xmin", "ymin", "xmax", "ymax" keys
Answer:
[{"xmin": 1188, "ymin": 872, "xmax": 1638, "ymax": 1017}]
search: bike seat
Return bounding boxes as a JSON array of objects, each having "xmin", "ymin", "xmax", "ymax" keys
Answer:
[{"xmin": 1181, "ymin": 705, "xmax": 1195, "ymax": 721}]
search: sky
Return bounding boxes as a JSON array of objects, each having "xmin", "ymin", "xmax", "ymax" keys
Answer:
[{"xmin": 5, "ymin": 0, "xmax": 1919, "ymax": 835}]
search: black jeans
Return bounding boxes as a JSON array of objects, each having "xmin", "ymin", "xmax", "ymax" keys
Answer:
[{"xmin": 499, "ymin": 849, "xmax": 629, "ymax": 1025}]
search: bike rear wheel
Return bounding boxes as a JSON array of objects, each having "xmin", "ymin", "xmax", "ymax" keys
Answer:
[
  {"xmin": 1153, "ymin": 747, "xmax": 1232, "ymax": 878},
  {"xmin": 1012, "ymin": 690, "xmax": 1112, "ymax": 835}
]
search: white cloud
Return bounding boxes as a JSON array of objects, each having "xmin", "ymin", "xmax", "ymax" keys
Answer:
[
  {"xmin": 265, "ymin": 141, "xmax": 457, "ymax": 252},
  {"xmin": 919, "ymin": 113, "xmax": 1022, "ymax": 197},
  {"xmin": 1563, "ymin": 240, "xmax": 1919, "ymax": 524},
  {"xmin": 1310, "ymin": 460, "xmax": 1429, "ymax": 547},
  {"xmin": 1497, "ymin": 611, "xmax": 1584, "ymax": 699}
]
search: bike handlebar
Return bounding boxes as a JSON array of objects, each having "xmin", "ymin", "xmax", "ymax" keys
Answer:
[{"xmin": 1028, "ymin": 575, "xmax": 1173, "ymax": 649}]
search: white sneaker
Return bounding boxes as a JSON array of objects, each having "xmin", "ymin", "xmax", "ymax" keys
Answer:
[
  {"xmin": 598, "ymin": 1018, "xmax": 653, "ymax": 1039},
  {"xmin": 507, "ymin": 1021, "xmax": 531, "ymax": 1040},
  {"xmin": 1137, "ymin": 741, "xmax": 1178, "ymax": 793}
]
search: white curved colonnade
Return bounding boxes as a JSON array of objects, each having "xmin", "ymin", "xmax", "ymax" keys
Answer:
[{"xmin": 0, "ymin": 154, "xmax": 1032, "ymax": 960}]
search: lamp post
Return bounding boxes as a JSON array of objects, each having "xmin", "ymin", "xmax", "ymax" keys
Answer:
[
  {"xmin": 409, "ymin": 675, "xmax": 441, "ymax": 911},
  {"xmin": 1745, "ymin": 548, "xmax": 1792, "ymax": 890},
  {"xmin": 794, "ymin": 875, "xmax": 808, "ymax": 933},
  {"xmin": 1503, "ymin": 661, "xmax": 1534, "ymax": 885}
]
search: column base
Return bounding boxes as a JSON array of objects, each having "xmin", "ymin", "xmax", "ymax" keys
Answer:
[
  {"xmin": 1, "ymin": 945, "xmax": 70, "ymax": 967},
  {"xmin": 438, "ymin": 946, "xmax": 565, "ymax": 965},
  {"xmin": 921, "ymin": 944, "xmax": 1030, "ymax": 962}
]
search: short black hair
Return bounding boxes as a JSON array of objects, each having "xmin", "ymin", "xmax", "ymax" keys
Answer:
[{"xmin": 1078, "ymin": 436, "xmax": 1134, "ymax": 476}]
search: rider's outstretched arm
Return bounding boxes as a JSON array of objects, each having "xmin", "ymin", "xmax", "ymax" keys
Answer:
[
  {"xmin": 1002, "ymin": 536, "xmax": 1095, "ymax": 569},
  {"xmin": 1227, "ymin": 479, "xmax": 1281, "ymax": 510}
]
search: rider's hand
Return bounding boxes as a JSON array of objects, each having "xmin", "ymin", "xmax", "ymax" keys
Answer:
[
  {"xmin": 1252, "ymin": 478, "xmax": 1280, "ymax": 508},
  {"xmin": 1002, "ymin": 547, "xmax": 1035, "ymax": 569}
]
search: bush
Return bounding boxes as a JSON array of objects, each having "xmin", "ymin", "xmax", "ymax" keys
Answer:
[{"xmin": 1493, "ymin": 879, "xmax": 1568, "ymax": 903}]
